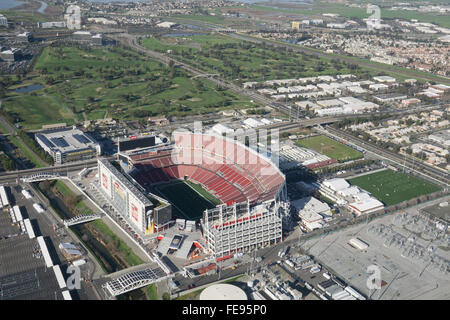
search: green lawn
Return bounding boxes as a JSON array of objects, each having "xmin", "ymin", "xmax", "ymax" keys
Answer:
[
  {"xmin": 348, "ymin": 169, "xmax": 441, "ymax": 206},
  {"xmin": 155, "ymin": 180, "xmax": 220, "ymax": 219},
  {"xmin": 54, "ymin": 180, "xmax": 72, "ymax": 196},
  {"xmin": 141, "ymin": 34, "xmax": 359, "ymax": 82},
  {"xmin": 296, "ymin": 135, "xmax": 363, "ymax": 162},
  {"xmin": 0, "ymin": 10, "xmax": 50, "ymax": 23},
  {"xmin": 1, "ymin": 94, "xmax": 72, "ymax": 129},
  {"xmin": 90, "ymin": 219, "xmax": 144, "ymax": 266},
  {"xmin": 241, "ymin": 34, "xmax": 450, "ymax": 85},
  {"xmin": 185, "ymin": 180, "xmax": 222, "ymax": 206},
  {"xmin": 2, "ymin": 45, "xmax": 254, "ymax": 129},
  {"xmin": 145, "ymin": 284, "xmax": 158, "ymax": 300},
  {"xmin": 7, "ymin": 135, "xmax": 44, "ymax": 168}
]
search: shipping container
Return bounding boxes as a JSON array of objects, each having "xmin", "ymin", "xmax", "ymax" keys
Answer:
[
  {"xmin": 37, "ymin": 236, "xmax": 53, "ymax": 268},
  {"xmin": 22, "ymin": 189, "xmax": 32, "ymax": 199},
  {"xmin": 0, "ymin": 186, "xmax": 9, "ymax": 207},
  {"xmin": 53, "ymin": 265, "xmax": 67, "ymax": 289},
  {"xmin": 62, "ymin": 290, "xmax": 72, "ymax": 300},
  {"xmin": 10, "ymin": 209, "xmax": 16, "ymax": 223},
  {"xmin": 23, "ymin": 219, "xmax": 35, "ymax": 239},
  {"xmin": 13, "ymin": 205, "xmax": 23, "ymax": 222},
  {"xmin": 33, "ymin": 203, "xmax": 45, "ymax": 213},
  {"xmin": 72, "ymin": 259, "xmax": 87, "ymax": 267}
]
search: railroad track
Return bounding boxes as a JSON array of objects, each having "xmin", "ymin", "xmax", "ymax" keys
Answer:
[{"xmin": 0, "ymin": 159, "xmax": 102, "ymax": 183}]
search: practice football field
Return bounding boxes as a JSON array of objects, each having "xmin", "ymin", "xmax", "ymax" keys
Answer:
[
  {"xmin": 154, "ymin": 180, "xmax": 221, "ymax": 219},
  {"xmin": 348, "ymin": 169, "xmax": 440, "ymax": 206},
  {"xmin": 296, "ymin": 135, "xmax": 363, "ymax": 162}
]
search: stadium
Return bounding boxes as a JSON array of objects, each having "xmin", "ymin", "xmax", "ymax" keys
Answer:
[{"xmin": 115, "ymin": 130, "xmax": 291, "ymax": 257}]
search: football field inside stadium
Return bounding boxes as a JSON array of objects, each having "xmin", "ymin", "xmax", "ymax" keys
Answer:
[
  {"xmin": 154, "ymin": 180, "xmax": 222, "ymax": 220},
  {"xmin": 296, "ymin": 135, "xmax": 363, "ymax": 162},
  {"xmin": 348, "ymin": 169, "xmax": 440, "ymax": 206}
]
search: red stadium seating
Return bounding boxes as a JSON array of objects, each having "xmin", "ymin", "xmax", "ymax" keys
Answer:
[{"xmin": 129, "ymin": 132, "xmax": 285, "ymax": 205}]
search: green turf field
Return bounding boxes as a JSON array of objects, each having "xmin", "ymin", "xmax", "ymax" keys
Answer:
[
  {"xmin": 348, "ymin": 169, "xmax": 441, "ymax": 206},
  {"xmin": 155, "ymin": 180, "xmax": 221, "ymax": 219},
  {"xmin": 296, "ymin": 135, "xmax": 363, "ymax": 162}
]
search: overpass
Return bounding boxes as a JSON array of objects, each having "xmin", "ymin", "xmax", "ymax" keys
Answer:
[
  {"xmin": 63, "ymin": 213, "xmax": 103, "ymax": 227},
  {"xmin": 0, "ymin": 157, "xmax": 115, "ymax": 184},
  {"xmin": 21, "ymin": 172, "xmax": 66, "ymax": 183},
  {"xmin": 103, "ymin": 264, "xmax": 172, "ymax": 297}
]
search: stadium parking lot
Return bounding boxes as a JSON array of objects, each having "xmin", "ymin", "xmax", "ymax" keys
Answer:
[
  {"xmin": 0, "ymin": 185, "xmax": 64, "ymax": 300},
  {"xmin": 0, "ymin": 182, "xmax": 97, "ymax": 300}
]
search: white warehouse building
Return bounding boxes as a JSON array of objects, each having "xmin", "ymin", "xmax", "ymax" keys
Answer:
[{"xmin": 35, "ymin": 127, "xmax": 102, "ymax": 164}]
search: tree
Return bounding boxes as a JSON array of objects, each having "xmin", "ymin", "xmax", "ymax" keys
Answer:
[{"xmin": 162, "ymin": 292, "xmax": 170, "ymax": 300}]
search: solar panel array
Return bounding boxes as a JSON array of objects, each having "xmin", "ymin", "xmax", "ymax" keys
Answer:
[
  {"xmin": 35, "ymin": 134, "xmax": 54, "ymax": 149},
  {"xmin": 50, "ymin": 137, "xmax": 69, "ymax": 148},
  {"xmin": 73, "ymin": 133, "xmax": 91, "ymax": 144}
]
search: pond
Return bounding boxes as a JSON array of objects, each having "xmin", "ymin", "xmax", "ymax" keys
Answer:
[
  {"xmin": 13, "ymin": 84, "xmax": 45, "ymax": 93},
  {"xmin": 37, "ymin": 0, "xmax": 47, "ymax": 14}
]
